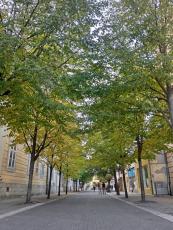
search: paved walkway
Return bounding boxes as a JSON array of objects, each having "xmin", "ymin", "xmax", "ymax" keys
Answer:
[
  {"xmin": 0, "ymin": 192, "xmax": 173, "ymax": 230},
  {"xmin": 0, "ymin": 193, "xmax": 65, "ymax": 216},
  {"xmin": 109, "ymin": 192, "xmax": 173, "ymax": 216}
]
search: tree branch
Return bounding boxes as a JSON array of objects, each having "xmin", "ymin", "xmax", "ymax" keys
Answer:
[
  {"xmin": 22, "ymin": 130, "xmax": 32, "ymax": 154},
  {"xmin": 0, "ymin": 12, "xmax": 3, "ymax": 24},
  {"xmin": 32, "ymin": 124, "xmax": 38, "ymax": 158},
  {"xmin": 57, "ymin": 55, "xmax": 74, "ymax": 69},
  {"xmin": 31, "ymin": 33, "xmax": 49, "ymax": 57},
  {"xmin": 149, "ymin": 85, "xmax": 166, "ymax": 98},
  {"xmin": 36, "ymin": 130, "xmax": 49, "ymax": 155},
  {"xmin": 154, "ymin": 77, "xmax": 167, "ymax": 95},
  {"xmin": 150, "ymin": 95, "xmax": 167, "ymax": 102},
  {"xmin": 0, "ymin": 90, "xmax": 11, "ymax": 96},
  {"xmin": 18, "ymin": 0, "xmax": 40, "ymax": 36},
  {"xmin": 155, "ymin": 111, "xmax": 172, "ymax": 128}
]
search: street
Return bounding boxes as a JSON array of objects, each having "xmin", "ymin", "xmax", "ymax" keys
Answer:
[{"xmin": 0, "ymin": 192, "xmax": 172, "ymax": 230}]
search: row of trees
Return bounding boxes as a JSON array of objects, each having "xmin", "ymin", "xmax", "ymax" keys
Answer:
[
  {"xmin": 78, "ymin": 0, "xmax": 173, "ymax": 202},
  {"xmin": 0, "ymin": 0, "xmax": 107, "ymax": 203},
  {"xmin": 1, "ymin": 0, "xmax": 173, "ymax": 203}
]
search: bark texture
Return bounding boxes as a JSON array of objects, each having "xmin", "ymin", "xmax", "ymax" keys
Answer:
[
  {"xmin": 58, "ymin": 165, "xmax": 62, "ymax": 196},
  {"xmin": 114, "ymin": 168, "xmax": 120, "ymax": 195},
  {"xmin": 137, "ymin": 135, "xmax": 145, "ymax": 202},
  {"xmin": 47, "ymin": 165, "xmax": 53, "ymax": 199},
  {"xmin": 122, "ymin": 169, "xmax": 128, "ymax": 198},
  {"xmin": 26, "ymin": 158, "xmax": 35, "ymax": 203}
]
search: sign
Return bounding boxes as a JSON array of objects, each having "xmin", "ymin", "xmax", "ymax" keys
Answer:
[{"xmin": 128, "ymin": 167, "xmax": 135, "ymax": 177}]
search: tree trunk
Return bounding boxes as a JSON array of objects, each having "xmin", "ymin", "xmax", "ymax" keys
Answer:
[
  {"xmin": 107, "ymin": 179, "xmax": 111, "ymax": 192},
  {"xmin": 65, "ymin": 178, "xmax": 68, "ymax": 195},
  {"xmin": 138, "ymin": 152, "xmax": 145, "ymax": 201},
  {"xmin": 114, "ymin": 168, "xmax": 120, "ymax": 195},
  {"xmin": 73, "ymin": 180, "xmax": 75, "ymax": 192},
  {"xmin": 137, "ymin": 135, "xmax": 145, "ymax": 202},
  {"xmin": 26, "ymin": 157, "xmax": 35, "ymax": 203},
  {"xmin": 65, "ymin": 164, "xmax": 68, "ymax": 195},
  {"xmin": 45, "ymin": 164, "xmax": 49, "ymax": 195},
  {"xmin": 138, "ymin": 157, "xmax": 145, "ymax": 202},
  {"xmin": 58, "ymin": 165, "xmax": 62, "ymax": 196},
  {"xmin": 47, "ymin": 165, "xmax": 53, "ymax": 199},
  {"xmin": 164, "ymin": 152, "xmax": 172, "ymax": 196},
  {"xmin": 167, "ymin": 84, "xmax": 173, "ymax": 129},
  {"xmin": 75, "ymin": 180, "xmax": 78, "ymax": 192},
  {"xmin": 122, "ymin": 168, "xmax": 128, "ymax": 198}
]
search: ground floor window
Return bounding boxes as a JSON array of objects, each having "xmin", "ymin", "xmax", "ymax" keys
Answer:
[{"xmin": 8, "ymin": 145, "xmax": 16, "ymax": 169}]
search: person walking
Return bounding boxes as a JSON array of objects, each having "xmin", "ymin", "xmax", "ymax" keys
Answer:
[
  {"xmin": 97, "ymin": 182, "xmax": 101, "ymax": 194},
  {"xmin": 102, "ymin": 182, "xmax": 106, "ymax": 195}
]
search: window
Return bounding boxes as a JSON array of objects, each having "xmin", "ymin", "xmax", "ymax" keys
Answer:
[
  {"xmin": 40, "ymin": 163, "xmax": 45, "ymax": 177},
  {"xmin": 156, "ymin": 153, "xmax": 165, "ymax": 164},
  {"xmin": 8, "ymin": 145, "xmax": 16, "ymax": 169},
  {"xmin": 143, "ymin": 166, "xmax": 149, "ymax": 188}
]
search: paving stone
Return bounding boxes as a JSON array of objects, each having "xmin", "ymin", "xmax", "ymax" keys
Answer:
[{"xmin": 0, "ymin": 192, "xmax": 173, "ymax": 230}]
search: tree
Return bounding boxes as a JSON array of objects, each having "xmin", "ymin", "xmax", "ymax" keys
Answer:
[
  {"xmin": 0, "ymin": 70, "xmax": 72, "ymax": 202},
  {"xmin": 0, "ymin": 0, "xmax": 107, "ymax": 202},
  {"xmin": 85, "ymin": 125, "xmax": 134, "ymax": 198},
  {"xmin": 43, "ymin": 144, "xmax": 60, "ymax": 199},
  {"xmin": 0, "ymin": 0, "xmax": 106, "ymax": 99},
  {"xmin": 63, "ymin": 143, "xmax": 86, "ymax": 194},
  {"xmin": 79, "ymin": 167, "xmax": 95, "ymax": 186},
  {"xmin": 80, "ymin": 55, "xmax": 172, "ymax": 201},
  {"xmin": 101, "ymin": 0, "xmax": 173, "ymax": 131}
]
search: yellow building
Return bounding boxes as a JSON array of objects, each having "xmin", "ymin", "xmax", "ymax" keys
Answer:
[
  {"xmin": 135, "ymin": 160, "xmax": 152, "ymax": 195},
  {"xmin": 134, "ymin": 153, "xmax": 169, "ymax": 195},
  {"xmin": 0, "ymin": 127, "xmax": 60, "ymax": 198}
]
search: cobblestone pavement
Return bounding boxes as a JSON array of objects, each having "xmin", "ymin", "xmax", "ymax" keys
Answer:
[
  {"xmin": 0, "ymin": 191, "xmax": 173, "ymax": 230},
  {"xmin": 110, "ymin": 192, "xmax": 173, "ymax": 216},
  {"xmin": 0, "ymin": 193, "xmax": 65, "ymax": 215}
]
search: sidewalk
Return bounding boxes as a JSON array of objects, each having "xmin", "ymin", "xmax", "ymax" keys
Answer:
[
  {"xmin": 0, "ymin": 193, "xmax": 66, "ymax": 216},
  {"xmin": 109, "ymin": 192, "xmax": 173, "ymax": 216}
]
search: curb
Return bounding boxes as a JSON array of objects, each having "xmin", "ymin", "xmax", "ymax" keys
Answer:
[
  {"xmin": 108, "ymin": 194, "xmax": 173, "ymax": 223},
  {"xmin": 0, "ymin": 195, "xmax": 67, "ymax": 220}
]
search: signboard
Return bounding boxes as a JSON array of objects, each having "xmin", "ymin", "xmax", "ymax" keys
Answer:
[{"xmin": 128, "ymin": 167, "xmax": 135, "ymax": 177}]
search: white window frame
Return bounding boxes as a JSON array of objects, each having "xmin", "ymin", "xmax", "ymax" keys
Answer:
[{"xmin": 8, "ymin": 145, "xmax": 16, "ymax": 170}]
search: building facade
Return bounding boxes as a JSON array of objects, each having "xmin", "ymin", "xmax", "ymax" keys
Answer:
[
  {"xmin": 0, "ymin": 127, "xmax": 63, "ymax": 198},
  {"xmin": 166, "ymin": 152, "xmax": 173, "ymax": 195},
  {"xmin": 134, "ymin": 153, "xmax": 169, "ymax": 195}
]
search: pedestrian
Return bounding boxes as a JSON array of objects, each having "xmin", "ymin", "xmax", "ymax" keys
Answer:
[
  {"xmin": 130, "ymin": 180, "xmax": 135, "ymax": 192},
  {"xmin": 131, "ymin": 181, "xmax": 135, "ymax": 192},
  {"xmin": 97, "ymin": 182, "xmax": 101, "ymax": 194},
  {"xmin": 102, "ymin": 182, "xmax": 106, "ymax": 195},
  {"xmin": 93, "ymin": 185, "xmax": 96, "ymax": 192}
]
